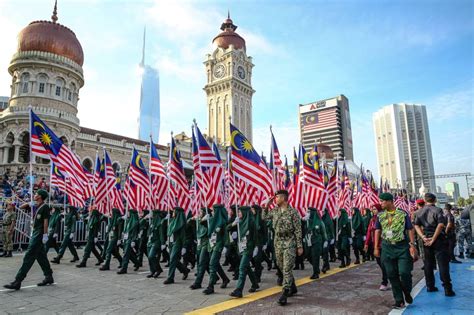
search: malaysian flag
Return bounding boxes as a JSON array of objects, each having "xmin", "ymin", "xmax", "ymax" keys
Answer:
[
  {"xmin": 30, "ymin": 110, "xmax": 88, "ymax": 204},
  {"xmin": 230, "ymin": 123, "xmax": 272, "ymax": 199},
  {"xmin": 191, "ymin": 127, "xmax": 209, "ymax": 205},
  {"xmin": 112, "ymin": 176, "xmax": 124, "ymax": 214},
  {"xmin": 50, "ymin": 162, "xmax": 66, "ymax": 192},
  {"xmin": 394, "ymin": 193, "xmax": 410, "ymax": 213},
  {"xmin": 326, "ymin": 159, "xmax": 339, "ymax": 218},
  {"xmin": 149, "ymin": 139, "xmax": 168, "ymax": 210},
  {"xmin": 301, "ymin": 107, "xmax": 338, "ymax": 132},
  {"xmin": 224, "ymin": 148, "xmax": 237, "ymax": 209},
  {"xmin": 212, "ymin": 142, "xmax": 225, "ymax": 204},
  {"xmin": 299, "ymin": 144, "xmax": 328, "ymax": 214},
  {"xmin": 129, "ymin": 148, "xmax": 150, "ymax": 212},
  {"xmin": 339, "ymin": 162, "xmax": 352, "ymax": 210},
  {"xmin": 168, "ymin": 137, "xmax": 191, "ymax": 211},
  {"xmin": 269, "ymin": 131, "xmax": 285, "ymax": 191},
  {"xmin": 94, "ymin": 158, "xmax": 109, "ymax": 214}
]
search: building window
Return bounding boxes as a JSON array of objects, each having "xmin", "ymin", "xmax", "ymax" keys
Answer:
[
  {"xmin": 55, "ymin": 86, "xmax": 61, "ymax": 96},
  {"xmin": 22, "ymin": 82, "xmax": 28, "ymax": 93},
  {"xmin": 39, "ymin": 83, "xmax": 45, "ymax": 93},
  {"xmin": 68, "ymin": 91, "xmax": 72, "ymax": 101}
]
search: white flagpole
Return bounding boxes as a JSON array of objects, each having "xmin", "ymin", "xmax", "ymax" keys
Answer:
[
  {"xmin": 28, "ymin": 107, "xmax": 34, "ymax": 230},
  {"xmin": 48, "ymin": 160, "xmax": 53, "ymax": 206}
]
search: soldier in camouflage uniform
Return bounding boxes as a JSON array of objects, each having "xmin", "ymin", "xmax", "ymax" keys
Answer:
[
  {"xmin": 263, "ymin": 190, "xmax": 303, "ymax": 306},
  {"xmin": 456, "ymin": 207, "xmax": 472, "ymax": 259},
  {"xmin": 1, "ymin": 200, "xmax": 16, "ymax": 257}
]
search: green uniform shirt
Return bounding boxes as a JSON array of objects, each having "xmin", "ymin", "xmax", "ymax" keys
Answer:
[{"xmin": 33, "ymin": 203, "xmax": 50, "ymax": 236}]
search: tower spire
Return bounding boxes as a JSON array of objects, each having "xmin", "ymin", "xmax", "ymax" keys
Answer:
[
  {"xmin": 141, "ymin": 26, "xmax": 146, "ymax": 66},
  {"xmin": 228, "ymin": 9, "xmax": 230, "ymax": 19},
  {"xmin": 51, "ymin": 0, "xmax": 58, "ymax": 23}
]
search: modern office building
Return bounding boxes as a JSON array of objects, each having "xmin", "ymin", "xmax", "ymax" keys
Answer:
[
  {"xmin": 445, "ymin": 181, "xmax": 461, "ymax": 203},
  {"xmin": 138, "ymin": 27, "xmax": 160, "ymax": 142},
  {"xmin": 299, "ymin": 95, "xmax": 353, "ymax": 161},
  {"xmin": 373, "ymin": 103, "xmax": 436, "ymax": 193}
]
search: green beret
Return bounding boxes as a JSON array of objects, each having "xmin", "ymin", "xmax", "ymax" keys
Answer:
[
  {"xmin": 379, "ymin": 192, "xmax": 393, "ymax": 201},
  {"xmin": 36, "ymin": 189, "xmax": 48, "ymax": 201}
]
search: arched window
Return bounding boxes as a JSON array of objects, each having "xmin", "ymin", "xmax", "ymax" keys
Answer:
[
  {"xmin": 55, "ymin": 78, "xmax": 64, "ymax": 97},
  {"xmin": 19, "ymin": 132, "xmax": 30, "ymax": 163},
  {"xmin": 68, "ymin": 83, "xmax": 76, "ymax": 101},
  {"xmin": 5, "ymin": 132, "xmax": 15, "ymax": 163},
  {"xmin": 37, "ymin": 73, "xmax": 48, "ymax": 94},
  {"xmin": 21, "ymin": 73, "xmax": 30, "ymax": 94}
]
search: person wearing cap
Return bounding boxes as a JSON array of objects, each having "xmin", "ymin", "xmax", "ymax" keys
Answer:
[
  {"xmin": 229, "ymin": 206, "xmax": 259, "ymax": 298},
  {"xmin": 4, "ymin": 189, "xmax": 54, "ymax": 290},
  {"xmin": 51, "ymin": 205, "xmax": 80, "ymax": 264},
  {"xmin": 414, "ymin": 193, "xmax": 455, "ymax": 297},
  {"xmin": 203, "ymin": 204, "xmax": 230, "ymax": 295},
  {"xmin": 364, "ymin": 203, "xmax": 389, "ymax": 291},
  {"xmin": 306, "ymin": 207, "xmax": 328, "ymax": 279},
  {"xmin": 76, "ymin": 205, "xmax": 104, "ymax": 268},
  {"xmin": 1, "ymin": 200, "xmax": 16, "ymax": 257},
  {"xmin": 163, "ymin": 207, "xmax": 190, "ymax": 284},
  {"xmin": 263, "ymin": 190, "xmax": 303, "ymax": 306},
  {"xmin": 374, "ymin": 192, "xmax": 417, "ymax": 309}
]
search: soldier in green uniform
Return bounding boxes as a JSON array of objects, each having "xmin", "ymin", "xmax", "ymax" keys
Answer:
[
  {"xmin": 99, "ymin": 208, "xmax": 123, "ymax": 271},
  {"xmin": 224, "ymin": 205, "xmax": 240, "ymax": 280},
  {"xmin": 352, "ymin": 207, "xmax": 366, "ymax": 264},
  {"xmin": 76, "ymin": 206, "xmax": 104, "ymax": 268},
  {"xmin": 374, "ymin": 193, "xmax": 418, "ymax": 309},
  {"xmin": 203, "ymin": 204, "xmax": 230, "ymax": 295},
  {"xmin": 1, "ymin": 200, "xmax": 16, "ymax": 257},
  {"xmin": 337, "ymin": 208, "xmax": 352, "ymax": 268},
  {"xmin": 4, "ymin": 189, "xmax": 54, "ymax": 290},
  {"xmin": 117, "ymin": 209, "xmax": 140, "ymax": 274},
  {"xmin": 146, "ymin": 209, "xmax": 164, "ymax": 278},
  {"xmin": 164, "ymin": 207, "xmax": 190, "ymax": 284},
  {"xmin": 263, "ymin": 190, "xmax": 303, "ymax": 306},
  {"xmin": 182, "ymin": 211, "xmax": 197, "ymax": 270},
  {"xmin": 322, "ymin": 208, "xmax": 336, "ymax": 272},
  {"xmin": 229, "ymin": 206, "xmax": 259, "ymax": 298},
  {"xmin": 44, "ymin": 205, "xmax": 61, "ymax": 254},
  {"xmin": 51, "ymin": 205, "xmax": 79, "ymax": 264},
  {"xmin": 306, "ymin": 208, "xmax": 328, "ymax": 279},
  {"xmin": 250, "ymin": 204, "xmax": 267, "ymax": 283},
  {"xmin": 135, "ymin": 210, "xmax": 150, "ymax": 271},
  {"xmin": 190, "ymin": 207, "xmax": 210, "ymax": 289}
]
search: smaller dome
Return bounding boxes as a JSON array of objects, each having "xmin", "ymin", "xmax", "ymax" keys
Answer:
[
  {"xmin": 317, "ymin": 143, "xmax": 334, "ymax": 160},
  {"xmin": 212, "ymin": 15, "xmax": 246, "ymax": 51}
]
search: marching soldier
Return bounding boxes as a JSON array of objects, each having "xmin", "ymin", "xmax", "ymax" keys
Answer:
[
  {"xmin": 352, "ymin": 207, "xmax": 366, "ymax": 264},
  {"xmin": 263, "ymin": 190, "xmax": 303, "ymax": 306},
  {"xmin": 117, "ymin": 209, "xmax": 140, "ymax": 274},
  {"xmin": 306, "ymin": 207, "xmax": 328, "ymax": 279},
  {"xmin": 190, "ymin": 207, "xmax": 210, "ymax": 289},
  {"xmin": 164, "ymin": 207, "xmax": 190, "ymax": 284},
  {"xmin": 135, "ymin": 210, "xmax": 150, "ymax": 271},
  {"xmin": 146, "ymin": 209, "xmax": 164, "ymax": 278},
  {"xmin": 225, "ymin": 205, "xmax": 240, "ymax": 280},
  {"xmin": 250, "ymin": 204, "xmax": 268, "ymax": 283},
  {"xmin": 44, "ymin": 205, "xmax": 61, "ymax": 254},
  {"xmin": 322, "ymin": 208, "xmax": 336, "ymax": 272},
  {"xmin": 182, "ymin": 211, "xmax": 197, "ymax": 270},
  {"xmin": 1, "ymin": 200, "xmax": 16, "ymax": 257},
  {"xmin": 337, "ymin": 208, "xmax": 352, "ymax": 268},
  {"xmin": 99, "ymin": 208, "xmax": 123, "ymax": 271},
  {"xmin": 51, "ymin": 205, "xmax": 79, "ymax": 264},
  {"xmin": 4, "ymin": 189, "xmax": 54, "ymax": 290},
  {"xmin": 229, "ymin": 206, "xmax": 259, "ymax": 298},
  {"xmin": 203, "ymin": 204, "xmax": 230, "ymax": 295},
  {"xmin": 76, "ymin": 206, "xmax": 104, "ymax": 268}
]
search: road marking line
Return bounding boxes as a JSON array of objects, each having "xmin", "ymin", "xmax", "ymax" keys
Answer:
[
  {"xmin": 185, "ymin": 263, "xmax": 360, "ymax": 315},
  {"xmin": 0, "ymin": 283, "xmax": 57, "ymax": 292}
]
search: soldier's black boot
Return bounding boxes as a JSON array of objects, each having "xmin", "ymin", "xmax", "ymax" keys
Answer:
[
  {"xmin": 95, "ymin": 258, "xmax": 104, "ymax": 266},
  {"xmin": 288, "ymin": 281, "xmax": 298, "ymax": 296},
  {"xmin": 3, "ymin": 280, "xmax": 21, "ymax": 290},
  {"xmin": 37, "ymin": 275, "xmax": 54, "ymax": 286},
  {"xmin": 99, "ymin": 264, "xmax": 110, "ymax": 271},
  {"xmin": 117, "ymin": 268, "xmax": 127, "ymax": 274},
  {"xmin": 220, "ymin": 276, "xmax": 230, "ymax": 289},
  {"xmin": 76, "ymin": 260, "xmax": 87, "ymax": 268},
  {"xmin": 203, "ymin": 285, "xmax": 214, "ymax": 295},
  {"xmin": 444, "ymin": 286, "xmax": 456, "ymax": 297},
  {"xmin": 70, "ymin": 256, "xmax": 80, "ymax": 263},
  {"xmin": 51, "ymin": 256, "xmax": 61, "ymax": 264},
  {"xmin": 229, "ymin": 288, "xmax": 243, "ymax": 298},
  {"xmin": 0, "ymin": 251, "xmax": 6, "ymax": 257},
  {"xmin": 277, "ymin": 288, "xmax": 289, "ymax": 306},
  {"xmin": 338, "ymin": 256, "xmax": 346, "ymax": 268}
]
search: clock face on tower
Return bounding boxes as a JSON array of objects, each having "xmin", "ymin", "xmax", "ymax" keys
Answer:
[
  {"xmin": 214, "ymin": 64, "xmax": 225, "ymax": 79},
  {"xmin": 237, "ymin": 65, "xmax": 246, "ymax": 80}
]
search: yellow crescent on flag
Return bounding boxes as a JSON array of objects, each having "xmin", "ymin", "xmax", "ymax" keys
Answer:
[{"xmin": 230, "ymin": 130, "xmax": 240, "ymax": 151}]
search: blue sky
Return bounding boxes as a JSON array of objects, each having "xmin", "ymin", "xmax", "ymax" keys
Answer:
[{"xmin": 0, "ymin": 0, "xmax": 472, "ymax": 196}]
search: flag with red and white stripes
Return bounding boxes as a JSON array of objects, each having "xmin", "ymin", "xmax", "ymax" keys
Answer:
[
  {"xmin": 149, "ymin": 139, "xmax": 168, "ymax": 210},
  {"xmin": 299, "ymin": 145, "xmax": 328, "ymax": 214},
  {"xmin": 269, "ymin": 131, "xmax": 285, "ymax": 191},
  {"xmin": 128, "ymin": 148, "xmax": 150, "ymax": 212},
  {"xmin": 326, "ymin": 159, "xmax": 339, "ymax": 218},
  {"xmin": 50, "ymin": 162, "xmax": 66, "ymax": 192},
  {"xmin": 168, "ymin": 137, "xmax": 191, "ymax": 212}
]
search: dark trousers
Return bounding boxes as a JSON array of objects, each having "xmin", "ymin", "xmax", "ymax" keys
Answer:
[
  {"xmin": 423, "ymin": 237, "xmax": 452, "ymax": 290},
  {"xmin": 447, "ymin": 235, "xmax": 456, "ymax": 261},
  {"xmin": 81, "ymin": 234, "xmax": 103, "ymax": 263},
  {"xmin": 167, "ymin": 242, "xmax": 188, "ymax": 280},
  {"xmin": 121, "ymin": 239, "xmax": 138, "ymax": 270},
  {"xmin": 382, "ymin": 241, "xmax": 413, "ymax": 304},
  {"xmin": 16, "ymin": 235, "xmax": 53, "ymax": 282},
  {"xmin": 103, "ymin": 238, "xmax": 122, "ymax": 267},
  {"xmin": 147, "ymin": 242, "xmax": 163, "ymax": 275},
  {"xmin": 208, "ymin": 247, "xmax": 227, "ymax": 287},
  {"xmin": 44, "ymin": 234, "xmax": 59, "ymax": 254},
  {"xmin": 236, "ymin": 251, "xmax": 258, "ymax": 290},
  {"xmin": 194, "ymin": 246, "xmax": 210, "ymax": 286},
  {"xmin": 376, "ymin": 255, "xmax": 388, "ymax": 286},
  {"xmin": 58, "ymin": 234, "xmax": 78, "ymax": 259}
]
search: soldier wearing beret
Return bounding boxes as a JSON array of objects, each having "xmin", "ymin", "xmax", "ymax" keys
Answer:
[{"xmin": 4, "ymin": 189, "xmax": 54, "ymax": 290}]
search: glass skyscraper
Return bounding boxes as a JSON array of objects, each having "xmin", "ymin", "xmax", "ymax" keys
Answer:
[{"xmin": 138, "ymin": 28, "xmax": 160, "ymax": 142}]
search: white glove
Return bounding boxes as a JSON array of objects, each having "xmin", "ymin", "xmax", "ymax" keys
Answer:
[
  {"xmin": 117, "ymin": 240, "xmax": 122, "ymax": 246},
  {"xmin": 53, "ymin": 233, "xmax": 58, "ymax": 239},
  {"xmin": 42, "ymin": 234, "xmax": 48, "ymax": 244},
  {"xmin": 131, "ymin": 241, "xmax": 136, "ymax": 247},
  {"xmin": 121, "ymin": 215, "xmax": 127, "ymax": 220},
  {"xmin": 181, "ymin": 248, "xmax": 187, "ymax": 255},
  {"xmin": 231, "ymin": 231, "xmax": 238, "ymax": 240},
  {"xmin": 263, "ymin": 244, "xmax": 268, "ymax": 251},
  {"xmin": 123, "ymin": 233, "xmax": 128, "ymax": 240},
  {"xmin": 216, "ymin": 227, "xmax": 221, "ymax": 233},
  {"xmin": 348, "ymin": 238, "xmax": 353, "ymax": 245},
  {"xmin": 69, "ymin": 233, "xmax": 74, "ymax": 239},
  {"xmin": 330, "ymin": 239, "xmax": 335, "ymax": 245},
  {"xmin": 363, "ymin": 236, "xmax": 366, "ymax": 241},
  {"xmin": 303, "ymin": 212, "xmax": 310, "ymax": 221},
  {"xmin": 94, "ymin": 237, "xmax": 98, "ymax": 244},
  {"xmin": 138, "ymin": 231, "xmax": 143, "ymax": 238},
  {"xmin": 202, "ymin": 214, "xmax": 209, "ymax": 221},
  {"xmin": 252, "ymin": 247, "xmax": 258, "ymax": 257},
  {"xmin": 222, "ymin": 247, "xmax": 227, "ymax": 255},
  {"xmin": 323, "ymin": 241, "xmax": 328, "ymax": 248},
  {"xmin": 232, "ymin": 217, "xmax": 240, "ymax": 226},
  {"xmin": 161, "ymin": 245, "xmax": 166, "ymax": 250},
  {"xmin": 165, "ymin": 213, "xmax": 170, "ymax": 220},
  {"xmin": 98, "ymin": 232, "xmax": 101, "ymax": 237}
]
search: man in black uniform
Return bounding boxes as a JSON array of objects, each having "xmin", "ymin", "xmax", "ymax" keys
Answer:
[
  {"xmin": 443, "ymin": 204, "xmax": 461, "ymax": 264},
  {"xmin": 414, "ymin": 193, "xmax": 455, "ymax": 296}
]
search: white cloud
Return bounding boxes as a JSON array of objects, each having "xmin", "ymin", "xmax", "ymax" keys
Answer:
[{"xmin": 426, "ymin": 83, "xmax": 474, "ymax": 122}]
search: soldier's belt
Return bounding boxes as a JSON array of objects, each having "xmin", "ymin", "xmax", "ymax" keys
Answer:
[{"xmin": 382, "ymin": 239, "xmax": 407, "ymax": 246}]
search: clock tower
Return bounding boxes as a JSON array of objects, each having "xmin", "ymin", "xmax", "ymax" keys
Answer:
[{"xmin": 204, "ymin": 14, "xmax": 255, "ymax": 146}]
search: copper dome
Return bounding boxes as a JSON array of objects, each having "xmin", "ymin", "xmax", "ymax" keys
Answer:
[
  {"xmin": 317, "ymin": 143, "xmax": 335, "ymax": 160},
  {"xmin": 212, "ymin": 16, "xmax": 246, "ymax": 51},
  {"xmin": 17, "ymin": 20, "xmax": 84, "ymax": 66}
]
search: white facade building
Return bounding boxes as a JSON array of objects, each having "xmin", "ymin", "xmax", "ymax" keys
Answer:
[{"xmin": 373, "ymin": 103, "xmax": 436, "ymax": 194}]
